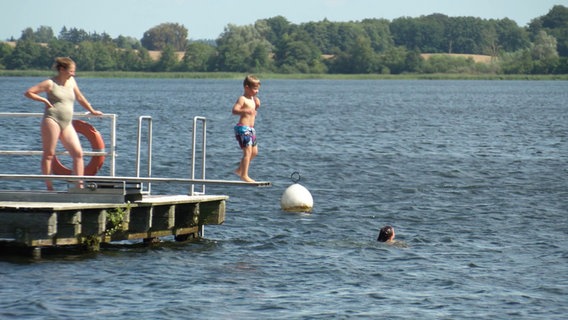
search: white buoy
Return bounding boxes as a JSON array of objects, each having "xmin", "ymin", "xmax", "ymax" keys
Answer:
[{"xmin": 281, "ymin": 172, "xmax": 313, "ymax": 213}]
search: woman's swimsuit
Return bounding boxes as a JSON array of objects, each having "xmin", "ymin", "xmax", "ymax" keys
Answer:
[{"xmin": 44, "ymin": 79, "xmax": 75, "ymax": 130}]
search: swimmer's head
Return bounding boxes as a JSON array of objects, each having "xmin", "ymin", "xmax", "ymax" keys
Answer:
[{"xmin": 377, "ymin": 225, "xmax": 395, "ymax": 242}]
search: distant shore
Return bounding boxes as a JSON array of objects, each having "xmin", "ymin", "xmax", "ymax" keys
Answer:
[{"xmin": 0, "ymin": 70, "xmax": 567, "ymax": 80}]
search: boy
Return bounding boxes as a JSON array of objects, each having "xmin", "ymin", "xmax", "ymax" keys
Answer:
[{"xmin": 232, "ymin": 75, "xmax": 261, "ymax": 182}]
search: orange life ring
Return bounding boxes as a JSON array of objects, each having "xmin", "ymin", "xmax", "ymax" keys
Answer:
[{"xmin": 52, "ymin": 119, "xmax": 105, "ymax": 176}]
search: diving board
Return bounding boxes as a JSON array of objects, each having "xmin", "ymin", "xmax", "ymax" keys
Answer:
[{"xmin": 0, "ymin": 174, "xmax": 271, "ymax": 187}]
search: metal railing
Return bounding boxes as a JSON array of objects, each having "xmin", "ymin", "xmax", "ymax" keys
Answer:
[
  {"xmin": 133, "ymin": 115, "xmax": 208, "ymax": 196},
  {"xmin": 0, "ymin": 112, "xmax": 117, "ymax": 175},
  {"xmin": 0, "ymin": 113, "xmax": 269, "ymax": 196},
  {"xmin": 0, "ymin": 113, "xmax": 209, "ymax": 196},
  {"xmin": 135, "ymin": 116, "xmax": 153, "ymax": 194},
  {"xmin": 191, "ymin": 116, "xmax": 207, "ymax": 196}
]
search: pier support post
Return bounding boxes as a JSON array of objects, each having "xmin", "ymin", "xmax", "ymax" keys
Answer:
[{"xmin": 32, "ymin": 247, "xmax": 41, "ymax": 259}]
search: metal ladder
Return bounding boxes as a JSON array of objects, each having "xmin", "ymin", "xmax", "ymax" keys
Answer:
[{"xmin": 135, "ymin": 115, "xmax": 207, "ymax": 196}]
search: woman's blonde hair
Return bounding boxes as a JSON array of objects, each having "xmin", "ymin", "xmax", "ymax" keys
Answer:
[{"xmin": 53, "ymin": 57, "xmax": 75, "ymax": 71}]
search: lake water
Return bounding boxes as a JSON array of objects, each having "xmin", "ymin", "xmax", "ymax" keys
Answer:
[{"xmin": 0, "ymin": 77, "xmax": 567, "ymax": 319}]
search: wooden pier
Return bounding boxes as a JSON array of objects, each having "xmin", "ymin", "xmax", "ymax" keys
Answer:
[
  {"xmin": 0, "ymin": 175, "xmax": 269, "ymax": 257},
  {"xmin": 0, "ymin": 191, "xmax": 227, "ymax": 256},
  {"xmin": 0, "ymin": 113, "xmax": 270, "ymax": 257}
]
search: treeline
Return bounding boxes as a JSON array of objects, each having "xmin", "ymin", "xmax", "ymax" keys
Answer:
[{"xmin": 1, "ymin": 5, "xmax": 567, "ymax": 74}]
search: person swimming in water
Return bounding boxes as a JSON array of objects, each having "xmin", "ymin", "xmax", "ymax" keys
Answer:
[
  {"xmin": 377, "ymin": 225, "xmax": 395, "ymax": 242},
  {"xmin": 377, "ymin": 225, "xmax": 408, "ymax": 247}
]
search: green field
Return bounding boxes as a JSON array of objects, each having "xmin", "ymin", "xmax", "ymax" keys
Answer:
[{"xmin": 1, "ymin": 70, "xmax": 567, "ymax": 80}]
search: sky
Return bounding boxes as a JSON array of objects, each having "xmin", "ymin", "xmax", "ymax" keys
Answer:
[{"xmin": 1, "ymin": 0, "xmax": 567, "ymax": 41}]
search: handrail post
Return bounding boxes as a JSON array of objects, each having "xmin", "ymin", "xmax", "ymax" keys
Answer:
[
  {"xmin": 191, "ymin": 116, "xmax": 207, "ymax": 196},
  {"xmin": 108, "ymin": 114, "xmax": 117, "ymax": 176},
  {"xmin": 136, "ymin": 116, "xmax": 153, "ymax": 194}
]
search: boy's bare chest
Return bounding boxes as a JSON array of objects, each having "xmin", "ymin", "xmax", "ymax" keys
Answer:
[{"xmin": 244, "ymin": 97, "xmax": 256, "ymax": 109}]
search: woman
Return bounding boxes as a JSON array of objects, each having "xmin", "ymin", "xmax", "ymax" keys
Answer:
[{"xmin": 25, "ymin": 57, "xmax": 103, "ymax": 190}]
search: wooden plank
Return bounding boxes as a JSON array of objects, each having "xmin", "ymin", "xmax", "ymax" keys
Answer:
[
  {"xmin": 0, "ymin": 195, "xmax": 228, "ymax": 209},
  {"xmin": 128, "ymin": 206, "xmax": 152, "ymax": 233},
  {"xmin": 200, "ymin": 200, "xmax": 226, "ymax": 225},
  {"xmin": 174, "ymin": 226, "xmax": 200, "ymax": 236},
  {"xmin": 0, "ymin": 193, "xmax": 229, "ymax": 249},
  {"xmin": 0, "ymin": 211, "xmax": 57, "ymax": 245},
  {"xmin": 81, "ymin": 209, "xmax": 106, "ymax": 235},
  {"xmin": 56, "ymin": 210, "xmax": 81, "ymax": 238},
  {"xmin": 174, "ymin": 203, "xmax": 199, "ymax": 229},
  {"xmin": 54, "ymin": 237, "xmax": 81, "ymax": 246},
  {"xmin": 0, "ymin": 201, "xmax": 130, "ymax": 210},
  {"xmin": 151, "ymin": 205, "xmax": 175, "ymax": 230},
  {"xmin": 147, "ymin": 230, "xmax": 175, "ymax": 238},
  {"xmin": 29, "ymin": 238, "xmax": 56, "ymax": 247},
  {"xmin": 137, "ymin": 194, "xmax": 229, "ymax": 204}
]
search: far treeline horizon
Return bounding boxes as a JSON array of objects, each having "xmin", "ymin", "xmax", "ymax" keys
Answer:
[{"xmin": 1, "ymin": 5, "xmax": 567, "ymax": 75}]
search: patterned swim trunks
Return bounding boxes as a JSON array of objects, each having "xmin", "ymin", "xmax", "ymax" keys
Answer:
[{"xmin": 234, "ymin": 124, "xmax": 257, "ymax": 148}]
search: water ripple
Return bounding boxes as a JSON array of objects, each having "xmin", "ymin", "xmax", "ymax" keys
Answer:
[{"xmin": 1, "ymin": 79, "xmax": 567, "ymax": 319}]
